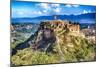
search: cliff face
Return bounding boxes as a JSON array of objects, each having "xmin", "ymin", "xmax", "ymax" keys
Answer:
[
  {"xmin": 28, "ymin": 20, "xmax": 71, "ymax": 51},
  {"xmin": 12, "ymin": 20, "xmax": 96, "ymax": 64},
  {"xmin": 12, "ymin": 20, "xmax": 81, "ymax": 54},
  {"xmin": 12, "ymin": 20, "xmax": 70, "ymax": 55}
]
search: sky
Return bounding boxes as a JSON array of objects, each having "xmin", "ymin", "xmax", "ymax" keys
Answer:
[{"xmin": 12, "ymin": 0, "xmax": 96, "ymax": 18}]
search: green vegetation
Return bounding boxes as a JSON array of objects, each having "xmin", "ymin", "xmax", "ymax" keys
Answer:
[
  {"xmin": 11, "ymin": 21, "xmax": 96, "ymax": 66},
  {"xmin": 11, "ymin": 48, "xmax": 60, "ymax": 65},
  {"xmin": 11, "ymin": 32, "xmax": 30, "ymax": 49},
  {"xmin": 11, "ymin": 35, "xmax": 95, "ymax": 65}
]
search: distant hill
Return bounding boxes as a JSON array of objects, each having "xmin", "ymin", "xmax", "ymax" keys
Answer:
[
  {"xmin": 32, "ymin": 13, "xmax": 96, "ymax": 20},
  {"xmin": 12, "ymin": 13, "xmax": 96, "ymax": 23}
]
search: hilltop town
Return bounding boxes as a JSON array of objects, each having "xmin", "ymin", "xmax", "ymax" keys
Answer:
[
  {"xmin": 40, "ymin": 20, "xmax": 95, "ymax": 42},
  {"xmin": 11, "ymin": 19, "xmax": 95, "ymax": 46},
  {"xmin": 11, "ymin": 15, "xmax": 96, "ymax": 65},
  {"xmin": 11, "ymin": 19, "xmax": 96, "ymax": 65}
]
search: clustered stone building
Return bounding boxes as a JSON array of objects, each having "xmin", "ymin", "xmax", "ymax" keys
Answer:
[
  {"xmin": 43, "ymin": 15, "xmax": 80, "ymax": 33},
  {"xmin": 53, "ymin": 15, "xmax": 80, "ymax": 32},
  {"xmin": 41, "ymin": 20, "xmax": 80, "ymax": 33}
]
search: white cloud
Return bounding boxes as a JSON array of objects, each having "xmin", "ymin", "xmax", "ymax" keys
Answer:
[
  {"xmin": 54, "ymin": 8, "xmax": 61, "ymax": 13},
  {"xmin": 88, "ymin": 10, "xmax": 91, "ymax": 13},
  {"xmin": 31, "ymin": 11, "xmax": 42, "ymax": 15},
  {"xmin": 65, "ymin": 4, "xmax": 72, "ymax": 7},
  {"xmin": 83, "ymin": 10, "xmax": 91, "ymax": 14},
  {"xmin": 38, "ymin": 3, "xmax": 49, "ymax": 9},
  {"xmin": 38, "ymin": 11, "xmax": 42, "ymax": 15},
  {"xmin": 37, "ymin": 3, "xmax": 61, "ymax": 14},
  {"xmin": 18, "ymin": 12, "xmax": 24, "ymax": 15},
  {"xmin": 43, "ymin": 10, "xmax": 47, "ymax": 13},
  {"xmin": 32, "ymin": 11, "xmax": 38, "ymax": 14},
  {"xmin": 14, "ymin": 10, "xmax": 25, "ymax": 16},
  {"xmin": 83, "ymin": 10, "xmax": 88, "ymax": 14}
]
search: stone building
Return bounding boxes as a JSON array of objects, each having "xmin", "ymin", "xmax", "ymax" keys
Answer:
[
  {"xmin": 41, "ymin": 20, "xmax": 80, "ymax": 33},
  {"xmin": 68, "ymin": 23, "xmax": 80, "ymax": 33},
  {"xmin": 51, "ymin": 20, "xmax": 80, "ymax": 33}
]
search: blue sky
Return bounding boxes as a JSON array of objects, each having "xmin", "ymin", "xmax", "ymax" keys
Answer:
[{"xmin": 12, "ymin": 0, "xmax": 96, "ymax": 18}]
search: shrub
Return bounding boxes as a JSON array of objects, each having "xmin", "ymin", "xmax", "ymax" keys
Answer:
[{"xmin": 11, "ymin": 48, "xmax": 61, "ymax": 65}]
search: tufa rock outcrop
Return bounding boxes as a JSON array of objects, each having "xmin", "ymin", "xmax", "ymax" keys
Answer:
[{"xmin": 12, "ymin": 20, "xmax": 80, "ymax": 55}]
